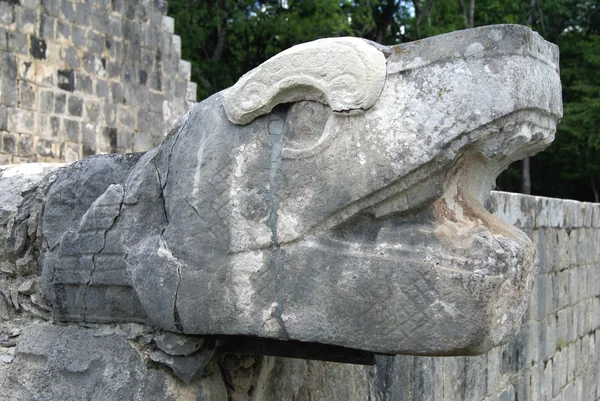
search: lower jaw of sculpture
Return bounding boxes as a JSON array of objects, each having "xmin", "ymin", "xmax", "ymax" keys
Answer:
[{"xmin": 279, "ymin": 146, "xmax": 539, "ymax": 356}]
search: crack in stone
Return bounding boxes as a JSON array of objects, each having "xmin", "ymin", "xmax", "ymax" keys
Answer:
[
  {"xmin": 83, "ymin": 189, "xmax": 124, "ymax": 322},
  {"xmin": 158, "ymin": 236, "xmax": 184, "ymax": 332},
  {"xmin": 154, "ymin": 114, "xmax": 189, "ymax": 333},
  {"xmin": 266, "ymin": 113, "xmax": 289, "ymax": 339}
]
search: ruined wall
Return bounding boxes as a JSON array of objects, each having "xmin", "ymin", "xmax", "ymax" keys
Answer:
[
  {"xmin": 0, "ymin": 165, "xmax": 598, "ymax": 401},
  {"xmin": 0, "ymin": 0, "xmax": 196, "ymax": 164}
]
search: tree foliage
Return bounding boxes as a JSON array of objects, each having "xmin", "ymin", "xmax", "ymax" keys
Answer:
[{"xmin": 169, "ymin": 0, "xmax": 600, "ymax": 202}]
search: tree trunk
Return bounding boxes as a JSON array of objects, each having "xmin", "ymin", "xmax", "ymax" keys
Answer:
[
  {"xmin": 519, "ymin": 0, "xmax": 537, "ymax": 195},
  {"xmin": 457, "ymin": 0, "xmax": 474, "ymax": 28},
  {"xmin": 212, "ymin": 0, "xmax": 227, "ymax": 62},
  {"xmin": 528, "ymin": 0, "xmax": 536, "ymax": 25},
  {"xmin": 592, "ymin": 175, "xmax": 599, "ymax": 203},
  {"xmin": 468, "ymin": 0, "xmax": 475, "ymax": 28},
  {"xmin": 521, "ymin": 157, "xmax": 531, "ymax": 194}
]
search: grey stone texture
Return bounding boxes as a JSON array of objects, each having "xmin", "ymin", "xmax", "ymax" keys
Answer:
[{"xmin": 0, "ymin": 0, "xmax": 196, "ymax": 164}]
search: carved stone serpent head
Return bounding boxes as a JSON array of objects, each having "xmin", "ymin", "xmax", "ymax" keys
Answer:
[{"xmin": 42, "ymin": 25, "xmax": 562, "ymax": 357}]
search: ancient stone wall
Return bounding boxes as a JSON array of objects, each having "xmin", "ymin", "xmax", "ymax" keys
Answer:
[
  {"xmin": 0, "ymin": 0, "xmax": 196, "ymax": 164},
  {"xmin": 0, "ymin": 183, "xmax": 598, "ymax": 400}
]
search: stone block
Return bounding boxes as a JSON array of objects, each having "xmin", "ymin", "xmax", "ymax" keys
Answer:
[
  {"xmin": 64, "ymin": 118, "xmax": 80, "ymax": 142},
  {"xmin": 592, "ymin": 204, "xmax": 600, "ymax": 227},
  {"xmin": 563, "ymin": 199, "xmax": 583, "ymax": 228},
  {"xmin": 19, "ymin": 133, "xmax": 34, "ymax": 155},
  {"xmin": 105, "ymin": 61, "xmax": 120, "ymax": 80},
  {"xmin": 186, "ymin": 82, "xmax": 197, "ymax": 102},
  {"xmin": 141, "ymin": 24, "xmax": 158, "ymax": 48},
  {"xmin": 63, "ymin": 141, "xmax": 79, "ymax": 162},
  {"xmin": 16, "ymin": 7, "xmax": 38, "ymax": 34},
  {"xmin": 568, "ymin": 268, "xmax": 579, "ymax": 307},
  {"xmin": 22, "ymin": 0, "xmax": 41, "ymax": 8},
  {"xmin": 102, "ymin": 126, "xmax": 117, "ymax": 153},
  {"xmin": 85, "ymin": 100, "xmax": 101, "ymax": 122},
  {"xmin": 76, "ymin": 72, "xmax": 93, "ymax": 94},
  {"xmin": 159, "ymin": 32, "xmax": 171, "ymax": 57},
  {"xmin": 42, "ymin": 0, "xmax": 61, "ymax": 17},
  {"xmin": 61, "ymin": 46, "xmax": 80, "ymax": 68},
  {"xmin": 104, "ymin": 103, "xmax": 117, "ymax": 126},
  {"xmin": 7, "ymin": 31, "xmax": 28, "ymax": 55},
  {"xmin": 87, "ymin": 31, "xmax": 105, "ymax": 54},
  {"xmin": 0, "ymin": 105, "xmax": 6, "ymax": 130},
  {"xmin": 108, "ymin": 15, "xmax": 122, "ymax": 37},
  {"xmin": 172, "ymin": 35, "xmax": 181, "ymax": 58},
  {"xmin": 556, "ymin": 309, "xmax": 570, "ymax": 348},
  {"xmin": 552, "ymin": 349, "xmax": 565, "ymax": 396},
  {"xmin": 18, "ymin": 80, "xmax": 37, "ymax": 109},
  {"xmin": 529, "ymin": 320, "xmax": 540, "ymax": 366},
  {"xmin": 133, "ymin": 86, "xmax": 148, "ymax": 109},
  {"xmin": 555, "ymin": 270, "xmax": 570, "ymax": 310},
  {"xmin": 161, "ymin": 15, "xmax": 174, "ymax": 33},
  {"xmin": 557, "ymin": 230, "xmax": 572, "ymax": 269},
  {"xmin": 117, "ymin": 105, "xmax": 135, "ymax": 128},
  {"xmin": 117, "ymin": 128, "xmax": 132, "ymax": 151},
  {"xmin": 82, "ymin": 122, "xmax": 97, "ymax": 153},
  {"xmin": 39, "ymin": 14, "xmax": 56, "ymax": 40},
  {"xmin": 581, "ymin": 202, "xmax": 594, "ymax": 227},
  {"xmin": 54, "ymin": 92, "xmax": 66, "ymax": 113},
  {"xmin": 44, "ymin": 42, "xmax": 61, "ymax": 64},
  {"xmin": 533, "ymin": 273, "xmax": 552, "ymax": 320},
  {"xmin": 71, "ymin": 25, "xmax": 86, "ymax": 48},
  {"xmin": 2, "ymin": 131, "xmax": 18, "ymax": 154},
  {"xmin": 174, "ymin": 79, "xmax": 187, "ymax": 98},
  {"xmin": 67, "ymin": 95, "xmax": 83, "ymax": 117},
  {"xmin": 57, "ymin": 20, "xmax": 71, "ymax": 41},
  {"xmin": 75, "ymin": 2, "xmax": 91, "ymax": 26},
  {"xmin": 7, "ymin": 107, "xmax": 36, "ymax": 134},
  {"xmin": 548, "ymin": 198, "xmax": 565, "ymax": 228},
  {"xmin": 0, "ymin": 153, "xmax": 11, "ymax": 164},
  {"xmin": 540, "ymin": 314, "xmax": 557, "ymax": 362},
  {"xmin": 36, "ymin": 138, "xmax": 56, "ymax": 158},
  {"xmin": 574, "ymin": 302, "xmax": 585, "ymax": 339},
  {"xmin": 0, "ymin": 27, "xmax": 7, "ymax": 51},
  {"xmin": 95, "ymin": 79, "xmax": 109, "ymax": 99},
  {"xmin": 1, "ymin": 77, "xmax": 18, "ymax": 106},
  {"xmin": 133, "ymin": 131, "xmax": 152, "ymax": 152},
  {"xmin": 136, "ymin": 109, "xmax": 149, "ymax": 133},
  {"xmin": 529, "ymin": 362, "xmax": 540, "ymax": 400},
  {"xmin": 61, "ymin": 0, "xmax": 76, "ymax": 23},
  {"xmin": 0, "ymin": 2, "xmax": 14, "ymax": 25},
  {"xmin": 39, "ymin": 113, "xmax": 60, "ymax": 138}
]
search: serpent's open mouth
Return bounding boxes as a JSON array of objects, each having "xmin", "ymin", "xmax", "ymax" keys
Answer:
[
  {"xmin": 283, "ymin": 111, "xmax": 557, "ymax": 354},
  {"xmin": 319, "ymin": 109, "xmax": 557, "ymax": 273}
]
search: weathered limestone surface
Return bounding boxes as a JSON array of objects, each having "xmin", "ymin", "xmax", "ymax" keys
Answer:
[{"xmin": 0, "ymin": 24, "xmax": 581, "ymax": 400}]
